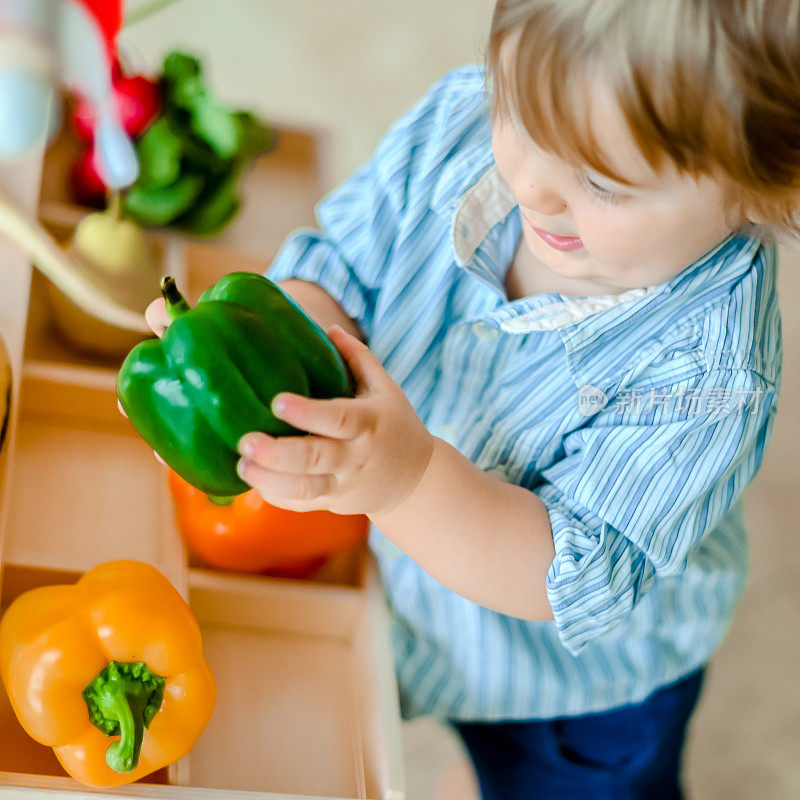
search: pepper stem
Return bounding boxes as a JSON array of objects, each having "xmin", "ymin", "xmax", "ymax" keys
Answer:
[
  {"xmin": 82, "ymin": 661, "xmax": 166, "ymax": 774},
  {"xmin": 161, "ymin": 276, "xmax": 192, "ymax": 321},
  {"xmin": 208, "ymin": 494, "xmax": 235, "ymax": 505}
]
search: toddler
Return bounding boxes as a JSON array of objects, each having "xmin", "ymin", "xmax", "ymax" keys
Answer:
[{"xmin": 146, "ymin": 1, "xmax": 793, "ymax": 797}]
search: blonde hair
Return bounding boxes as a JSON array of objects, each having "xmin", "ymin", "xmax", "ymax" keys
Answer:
[{"xmin": 485, "ymin": 0, "xmax": 800, "ymax": 241}]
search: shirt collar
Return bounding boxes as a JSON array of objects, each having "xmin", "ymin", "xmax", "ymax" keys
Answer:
[
  {"xmin": 443, "ymin": 162, "xmax": 762, "ymax": 341},
  {"xmin": 449, "ymin": 164, "xmax": 517, "ymax": 267}
]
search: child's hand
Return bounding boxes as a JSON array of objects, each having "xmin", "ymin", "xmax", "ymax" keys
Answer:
[
  {"xmin": 236, "ymin": 326, "xmax": 435, "ymax": 517},
  {"xmin": 144, "ymin": 296, "xmax": 170, "ymax": 337}
]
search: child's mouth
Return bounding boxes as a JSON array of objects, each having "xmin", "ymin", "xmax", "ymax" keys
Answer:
[{"xmin": 532, "ymin": 226, "xmax": 584, "ymax": 252}]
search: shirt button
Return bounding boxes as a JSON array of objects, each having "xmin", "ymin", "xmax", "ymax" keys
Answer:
[{"xmin": 472, "ymin": 320, "xmax": 499, "ymax": 340}]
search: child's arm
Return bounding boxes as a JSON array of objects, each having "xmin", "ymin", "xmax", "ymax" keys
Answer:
[
  {"xmin": 234, "ymin": 316, "xmax": 781, "ymax": 636},
  {"xmin": 278, "ymin": 279, "xmax": 365, "ymax": 342},
  {"xmin": 372, "ymin": 435, "xmax": 557, "ymax": 621},
  {"xmin": 236, "ymin": 326, "xmax": 557, "ymax": 622}
]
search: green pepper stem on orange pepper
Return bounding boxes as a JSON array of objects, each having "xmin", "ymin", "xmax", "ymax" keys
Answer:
[
  {"xmin": 0, "ymin": 560, "xmax": 215, "ymax": 787},
  {"xmin": 81, "ymin": 660, "xmax": 165, "ymax": 773}
]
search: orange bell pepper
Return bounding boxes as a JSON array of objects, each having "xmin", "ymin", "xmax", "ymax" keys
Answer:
[
  {"xmin": 168, "ymin": 469, "xmax": 369, "ymax": 575},
  {"xmin": 0, "ymin": 560, "xmax": 216, "ymax": 787}
]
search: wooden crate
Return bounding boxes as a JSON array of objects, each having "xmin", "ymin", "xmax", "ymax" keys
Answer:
[{"xmin": 0, "ymin": 130, "xmax": 404, "ymax": 800}]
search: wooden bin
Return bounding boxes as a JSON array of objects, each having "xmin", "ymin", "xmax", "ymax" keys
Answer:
[{"xmin": 0, "ymin": 156, "xmax": 404, "ymax": 800}]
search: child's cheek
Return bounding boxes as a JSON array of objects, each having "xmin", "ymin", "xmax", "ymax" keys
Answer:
[{"xmin": 576, "ymin": 206, "xmax": 644, "ymax": 266}]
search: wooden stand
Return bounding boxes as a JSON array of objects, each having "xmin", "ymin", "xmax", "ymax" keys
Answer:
[{"xmin": 0, "ymin": 120, "xmax": 405, "ymax": 800}]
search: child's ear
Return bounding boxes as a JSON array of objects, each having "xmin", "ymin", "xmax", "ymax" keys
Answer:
[
  {"xmin": 718, "ymin": 187, "xmax": 754, "ymax": 229},
  {"xmin": 723, "ymin": 203, "xmax": 757, "ymax": 232},
  {"xmin": 745, "ymin": 209, "xmax": 767, "ymax": 225},
  {"xmin": 735, "ymin": 200, "xmax": 772, "ymax": 232}
]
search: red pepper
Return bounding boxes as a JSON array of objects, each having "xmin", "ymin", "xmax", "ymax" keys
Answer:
[{"xmin": 70, "ymin": 57, "xmax": 163, "ymax": 203}]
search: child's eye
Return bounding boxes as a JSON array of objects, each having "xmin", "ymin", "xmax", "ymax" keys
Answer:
[{"xmin": 578, "ymin": 173, "xmax": 620, "ymax": 206}]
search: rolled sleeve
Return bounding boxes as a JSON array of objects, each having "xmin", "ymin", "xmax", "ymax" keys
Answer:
[
  {"xmin": 267, "ymin": 67, "xmax": 474, "ymax": 338},
  {"xmin": 536, "ymin": 368, "xmax": 779, "ymax": 655},
  {"xmin": 266, "ymin": 215, "xmax": 375, "ymax": 330},
  {"xmin": 266, "ymin": 151, "xmax": 396, "ymax": 339}
]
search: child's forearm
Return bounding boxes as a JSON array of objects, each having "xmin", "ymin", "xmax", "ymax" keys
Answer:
[
  {"xmin": 371, "ymin": 437, "xmax": 556, "ymax": 621},
  {"xmin": 278, "ymin": 279, "xmax": 364, "ymax": 341}
]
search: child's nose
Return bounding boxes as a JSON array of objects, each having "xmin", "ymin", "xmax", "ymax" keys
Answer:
[{"xmin": 520, "ymin": 182, "xmax": 568, "ymax": 216}]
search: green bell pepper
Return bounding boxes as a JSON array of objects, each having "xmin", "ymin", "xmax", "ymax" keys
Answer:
[{"xmin": 117, "ymin": 273, "xmax": 355, "ymax": 502}]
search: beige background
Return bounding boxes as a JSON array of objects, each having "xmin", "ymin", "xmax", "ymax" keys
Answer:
[{"xmin": 122, "ymin": 2, "xmax": 800, "ymax": 798}]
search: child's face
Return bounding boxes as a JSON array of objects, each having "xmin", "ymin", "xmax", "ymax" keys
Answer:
[{"xmin": 491, "ymin": 78, "xmax": 743, "ymax": 296}]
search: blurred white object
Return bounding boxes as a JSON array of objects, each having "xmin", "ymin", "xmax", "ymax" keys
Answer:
[
  {"xmin": 0, "ymin": 13, "xmax": 52, "ymax": 160},
  {"xmin": 0, "ymin": 0, "xmax": 138, "ymax": 187}
]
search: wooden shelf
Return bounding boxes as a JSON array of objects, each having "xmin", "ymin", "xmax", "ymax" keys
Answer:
[{"xmin": 0, "ymin": 107, "xmax": 405, "ymax": 800}]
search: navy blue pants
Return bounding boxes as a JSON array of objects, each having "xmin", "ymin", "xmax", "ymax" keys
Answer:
[{"xmin": 450, "ymin": 668, "xmax": 705, "ymax": 800}]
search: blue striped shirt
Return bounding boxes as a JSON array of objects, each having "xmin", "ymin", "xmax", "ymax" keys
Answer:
[{"xmin": 267, "ymin": 65, "xmax": 782, "ymax": 720}]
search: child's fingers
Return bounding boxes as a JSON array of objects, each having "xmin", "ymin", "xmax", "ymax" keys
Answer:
[
  {"xmin": 236, "ymin": 458, "xmax": 335, "ymax": 504},
  {"xmin": 145, "ymin": 297, "xmax": 170, "ymax": 337},
  {"xmin": 326, "ymin": 326, "xmax": 385, "ymax": 392},
  {"xmin": 271, "ymin": 392, "xmax": 368, "ymax": 439},
  {"xmin": 237, "ymin": 431, "xmax": 341, "ymax": 475}
]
